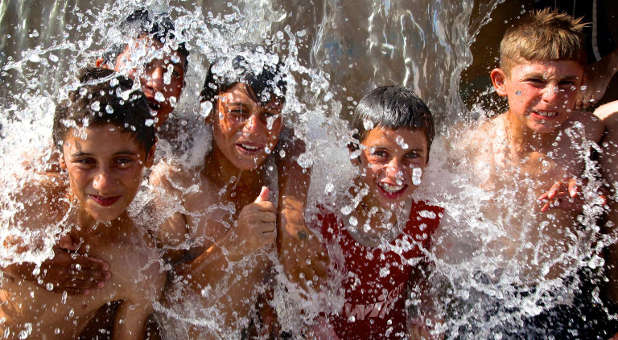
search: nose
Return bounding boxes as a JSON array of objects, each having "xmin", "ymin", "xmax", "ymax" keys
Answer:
[
  {"xmin": 541, "ymin": 84, "xmax": 560, "ymax": 103},
  {"xmin": 92, "ymin": 167, "xmax": 116, "ymax": 193},
  {"xmin": 145, "ymin": 65, "xmax": 164, "ymax": 91},
  {"xmin": 243, "ymin": 112, "xmax": 265, "ymax": 136},
  {"xmin": 385, "ymin": 158, "xmax": 405, "ymax": 181}
]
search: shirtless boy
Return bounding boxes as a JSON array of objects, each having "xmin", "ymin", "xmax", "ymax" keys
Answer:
[
  {"xmin": 454, "ymin": 8, "xmax": 605, "ymax": 336},
  {"xmin": 3, "ymin": 9, "xmax": 190, "ymax": 298},
  {"xmin": 310, "ymin": 86, "xmax": 442, "ymax": 339},
  {"xmin": 152, "ymin": 52, "xmax": 327, "ymax": 338},
  {"xmin": 0, "ymin": 68, "xmax": 164, "ymax": 339}
]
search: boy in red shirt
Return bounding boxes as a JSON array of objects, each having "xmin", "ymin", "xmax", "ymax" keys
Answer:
[{"xmin": 311, "ymin": 86, "xmax": 442, "ymax": 339}]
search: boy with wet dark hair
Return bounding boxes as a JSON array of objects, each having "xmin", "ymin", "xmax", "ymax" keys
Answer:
[
  {"xmin": 350, "ymin": 85, "xmax": 435, "ymax": 151},
  {"xmin": 0, "ymin": 67, "xmax": 164, "ymax": 338},
  {"xmin": 152, "ymin": 49, "xmax": 327, "ymax": 338},
  {"xmin": 97, "ymin": 8, "xmax": 188, "ymax": 128},
  {"xmin": 309, "ymin": 85, "xmax": 442, "ymax": 339},
  {"xmin": 52, "ymin": 67, "xmax": 155, "ymax": 152}
]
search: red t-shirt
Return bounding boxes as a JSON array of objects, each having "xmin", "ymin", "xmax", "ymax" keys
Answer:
[{"xmin": 314, "ymin": 201, "xmax": 443, "ymax": 339}]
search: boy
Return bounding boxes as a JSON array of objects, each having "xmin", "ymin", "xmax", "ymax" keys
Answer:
[
  {"xmin": 453, "ymin": 8, "xmax": 606, "ymax": 337},
  {"xmin": 97, "ymin": 8, "xmax": 188, "ymax": 128},
  {"xmin": 0, "ymin": 68, "xmax": 165, "ymax": 338},
  {"xmin": 309, "ymin": 86, "xmax": 442, "ymax": 339},
  {"xmin": 152, "ymin": 51, "xmax": 327, "ymax": 338},
  {"xmin": 5, "ymin": 8, "xmax": 190, "ymax": 297}
]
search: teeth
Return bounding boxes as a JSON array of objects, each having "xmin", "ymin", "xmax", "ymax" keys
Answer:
[
  {"xmin": 379, "ymin": 183, "xmax": 404, "ymax": 193},
  {"xmin": 536, "ymin": 111, "xmax": 557, "ymax": 117},
  {"xmin": 240, "ymin": 144, "xmax": 259, "ymax": 151}
]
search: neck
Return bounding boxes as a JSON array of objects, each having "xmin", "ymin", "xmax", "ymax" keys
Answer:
[
  {"xmin": 203, "ymin": 145, "xmax": 267, "ymax": 202},
  {"xmin": 73, "ymin": 208, "xmax": 130, "ymax": 241},
  {"xmin": 504, "ymin": 111, "xmax": 559, "ymax": 155},
  {"xmin": 347, "ymin": 180, "xmax": 409, "ymax": 247}
]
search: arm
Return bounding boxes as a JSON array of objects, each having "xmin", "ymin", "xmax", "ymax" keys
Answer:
[
  {"xmin": 407, "ymin": 258, "xmax": 443, "ymax": 340},
  {"xmin": 166, "ymin": 188, "xmax": 277, "ymax": 330},
  {"xmin": 1, "ymin": 177, "xmax": 109, "ymax": 294},
  {"xmin": 112, "ymin": 300, "xmax": 152, "ymax": 340},
  {"xmin": 276, "ymin": 136, "xmax": 329, "ymax": 291}
]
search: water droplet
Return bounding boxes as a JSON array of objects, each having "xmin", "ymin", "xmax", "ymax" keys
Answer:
[
  {"xmin": 105, "ymin": 105, "xmax": 114, "ymax": 114},
  {"xmin": 154, "ymin": 92, "xmax": 165, "ymax": 103},
  {"xmin": 90, "ymin": 101, "xmax": 100, "ymax": 112},
  {"xmin": 412, "ymin": 167, "xmax": 422, "ymax": 185},
  {"xmin": 279, "ymin": 149, "xmax": 286, "ymax": 158},
  {"xmin": 144, "ymin": 119, "xmax": 154, "ymax": 127},
  {"xmin": 340, "ymin": 205, "xmax": 353, "ymax": 215},
  {"xmin": 515, "ymin": 90, "xmax": 522, "ymax": 96},
  {"xmin": 349, "ymin": 216, "xmax": 358, "ymax": 226}
]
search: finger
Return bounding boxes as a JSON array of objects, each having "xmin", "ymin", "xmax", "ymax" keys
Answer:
[
  {"xmin": 568, "ymin": 179, "xmax": 579, "ymax": 198},
  {"xmin": 541, "ymin": 202, "xmax": 550, "ymax": 212},
  {"xmin": 547, "ymin": 182, "xmax": 562, "ymax": 200},
  {"xmin": 255, "ymin": 186, "xmax": 270, "ymax": 203}
]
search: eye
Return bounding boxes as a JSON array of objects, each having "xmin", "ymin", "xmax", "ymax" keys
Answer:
[
  {"xmin": 73, "ymin": 157, "xmax": 96, "ymax": 167},
  {"xmin": 526, "ymin": 78, "xmax": 545, "ymax": 87},
  {"xmin": 371, "ymin": 149, "xmax": 388, "ymax": 158},
  {"xmin": 114, "ymin": 157, "xmax": 135, "ymax": 169},
  {"xmin": 405, "ymin": 151, "xmax": 421, "ymax": 159}
]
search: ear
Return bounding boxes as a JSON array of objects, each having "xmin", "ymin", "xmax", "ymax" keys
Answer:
[
  {"xmin": 347, "ymin": 142, "xmax": 361, "ymax": 166},
  {"xmin": 59, "ymin": 154, "xmax": 67, "ymax": 170},
  {"xmin": 490, "ymin": 68, "xmax": 508, "ymax": 97}
]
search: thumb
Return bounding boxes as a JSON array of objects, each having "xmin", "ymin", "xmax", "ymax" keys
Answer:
[{"xmin": 255, "ymin": 186, "xmax": 270, "ymax": 203}]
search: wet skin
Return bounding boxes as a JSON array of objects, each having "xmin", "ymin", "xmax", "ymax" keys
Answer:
[
  {"xmin": 211, "ymin": 82, "xmax": 283, "ymax": 172},
  {"xmin": 61, "ymin": 125, "xmax": 153, "ymax": 223},
  {"xmin": 0, "ymin": 125, "xmax": 164, "ymax": 339},
  {"xmin": 113, "ymin": 35, "xmax": 186, "ymax": 127},
  {"xmin": 353, "ymin": 127, "xmax": 428, "ymax": 240},
  {"xmin": 491, "ymin": 59, "xmax": 584, "ymax": 134}
]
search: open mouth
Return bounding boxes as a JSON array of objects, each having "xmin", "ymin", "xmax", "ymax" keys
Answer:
[
  {"xmin": 531, "ymin": 110, "xmax": 558, "ymax": 119},
  {"xmin": 89, "ymin": 194, "xmax": 121, "ymax": 207},
  {"xmin": 235, "ymin": 143, "xmax": 263, "ymax": 154},
  {"xmin": 377, "ymin": 182, "xmax": 408, "ymax": 199}
]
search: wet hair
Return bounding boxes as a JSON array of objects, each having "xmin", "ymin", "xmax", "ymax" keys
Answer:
[
  {"xmin": 104, "ymin": 8, "xmax": 189, "ymax": 68},
  {"xmin": 351, "ymin": 86, "xmax": 435, "ymax": 156},
  {"xmin": 200, "ymin": 53, "xmax": 287, "ymax": 106},
  {"xmin": 500, "ymin": 8, "xmax": 587, "ymax": 73},
  {"xmin": 53, "ymin": 67, "xmax": 156, "ymax": 154}
]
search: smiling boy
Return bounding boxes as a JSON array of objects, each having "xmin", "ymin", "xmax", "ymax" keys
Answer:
[
  {"xmin": 310, "ymin": 86, "xmax": 442, "ymax": 339},
  {"xmin": 453, "ymin": 8, "xmax": 606, "ymax": 337},
  {"xmin": 152, "ymin": 52, "xmax": 327, "ymax": 338},
  {"xmin": 0, "ymin": 68, "xmax": 165, "ymax": 339}
]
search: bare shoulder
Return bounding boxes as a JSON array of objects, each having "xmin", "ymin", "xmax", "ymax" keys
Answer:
[{"xmin": 149, "ymin": 159, "xmax": 196, "ymax": 196}]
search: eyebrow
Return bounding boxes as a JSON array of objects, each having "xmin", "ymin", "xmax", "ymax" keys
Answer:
[{"xmin": 70, "ymin": 151, "xmax": 139, "ymax": 157}]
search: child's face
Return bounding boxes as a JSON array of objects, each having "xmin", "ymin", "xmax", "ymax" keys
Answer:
[
  {"xmin": 61, "ymin": 125, "xmax": 152, "ymax": 222},
  {"xmin": 358, "ymin": 127, "xmax": 428, "ymax": 211},
  {"xmin": 492, "ymin": 59, "xmax": 583, "ymax": 134},
  {"xmin": 211, "ymin": 83, "xmax": 283, "ymax": 171},
  {"xmin": 114, "ymin": 36, "xmax": 186, "ymax": 127}
]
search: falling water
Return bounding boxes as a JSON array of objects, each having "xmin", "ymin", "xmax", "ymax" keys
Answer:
[{"xmin": 3, "ymin": 0, "xmax": 614, "ymax": 339}]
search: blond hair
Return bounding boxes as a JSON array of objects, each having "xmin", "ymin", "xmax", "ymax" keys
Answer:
[{"xmin": 499, "ymin": 8, "xmax": 587, "ymax": 73}]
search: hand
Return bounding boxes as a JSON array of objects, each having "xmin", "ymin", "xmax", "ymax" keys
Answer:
[
  {"xmin": 278, "ymin": 196, "xmax": 329, "ymax": 291},
  {"xmin": 537, "ymin": 178, "xmax": 583, "ymax": 213},
  {"xmin": 232, "ymin": 187, "xmax": 277, "ymax": 259},
  {"xmin": 4, "ymin": 234, "xmax": 111, "ymax": 295},
  {"xmin": 593, "ymin": 100, "xmax": 618, "ymax": 121}
]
